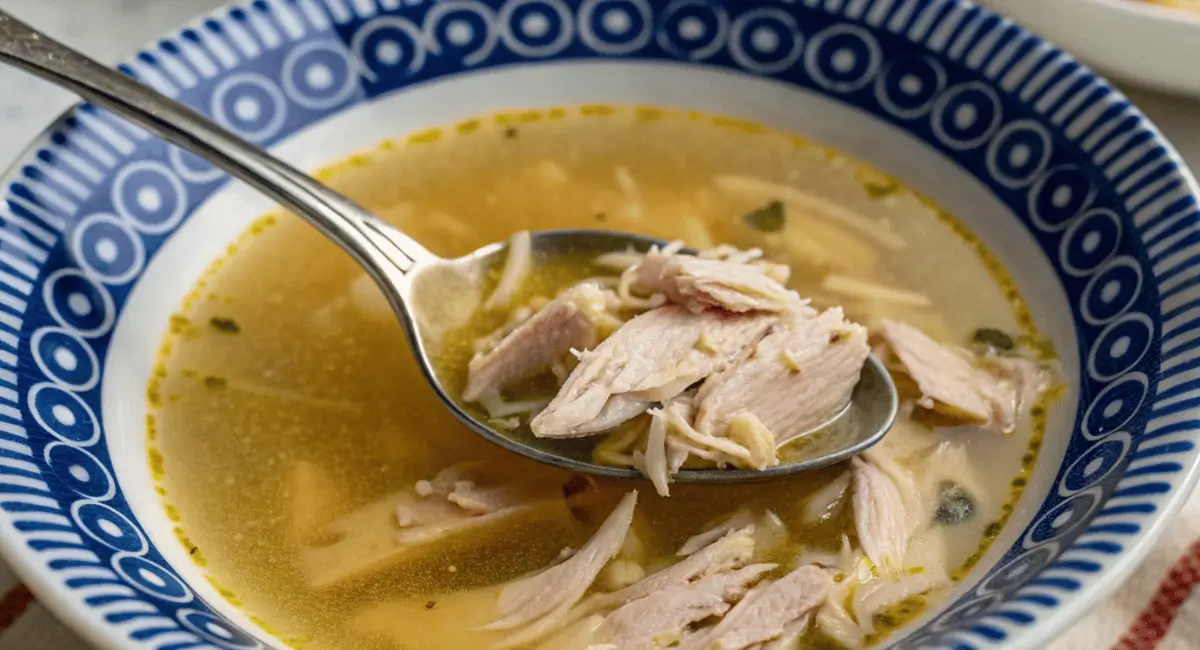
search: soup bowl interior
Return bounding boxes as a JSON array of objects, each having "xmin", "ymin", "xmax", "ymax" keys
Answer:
[{"xmin": 0, "ymin": 1, "xmax": 1198, "ymax": 650}]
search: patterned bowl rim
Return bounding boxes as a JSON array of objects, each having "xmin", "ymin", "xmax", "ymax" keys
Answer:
[{"xmin": 0, "ymin": 1, "xmax": 1198, "ymax": 649}]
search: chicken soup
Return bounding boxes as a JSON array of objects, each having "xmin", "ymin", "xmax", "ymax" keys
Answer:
[{"xmin": 148, "ymin": 106, "xmax": 1062, "ymax": 650}]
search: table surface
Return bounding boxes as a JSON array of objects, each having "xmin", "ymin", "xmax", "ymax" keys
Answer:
[{"xmin": 0, "ymin": 0, "xmax": 1198, "ymax": 648}]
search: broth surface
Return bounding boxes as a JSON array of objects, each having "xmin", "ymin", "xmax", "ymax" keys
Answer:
[{"xmin": 149, "ymin": 106, "xmax": 1051, "ymax": 649}]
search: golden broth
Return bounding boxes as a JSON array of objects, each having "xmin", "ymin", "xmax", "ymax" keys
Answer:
[{"xmin": 149, "ymin": 106, "xmax": 1049, "ymax": 649}]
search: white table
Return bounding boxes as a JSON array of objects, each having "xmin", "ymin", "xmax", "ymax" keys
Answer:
[{"xmin": 0, "ymin": 1, "xmax": 1197, "ymax": 648}]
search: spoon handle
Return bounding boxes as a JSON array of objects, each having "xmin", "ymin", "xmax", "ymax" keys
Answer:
[{"xmin": 0, "ymin": 10, "xmax": 435, "ymax": 284}]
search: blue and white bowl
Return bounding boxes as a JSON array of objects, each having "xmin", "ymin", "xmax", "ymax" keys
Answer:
[{"xmin": 0, "ymin": 1, "xmax": 1197, "ymax": 648}]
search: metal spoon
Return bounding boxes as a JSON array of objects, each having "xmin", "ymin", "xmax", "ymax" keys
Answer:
[{"xmin": 0, "ymin": 10, "xmax": 897, "ymax": 482}]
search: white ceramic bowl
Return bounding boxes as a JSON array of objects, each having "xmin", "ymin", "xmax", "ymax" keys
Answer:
[
  {"xmin": 0, "ymin": 1, "xmax": 1199, "ymax": 649},
  {"xmin": 985, "ymin": 0, "xmax": 1200, "ymax": 97}
]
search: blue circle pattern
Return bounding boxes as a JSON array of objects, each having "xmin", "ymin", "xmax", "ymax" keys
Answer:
[
  {"xmin": 0, "ymin": 1, "xmax": 1195, "ymax": 649},
  {"xmin": 113, "ymin": 553, "xmax": 193, "ymax": 603},
  {"xmin": 42, "ymin": 269, "xmax": 115, "ymax": 338}
]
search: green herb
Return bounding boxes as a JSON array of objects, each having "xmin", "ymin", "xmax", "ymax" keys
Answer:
[
  {"xmin": 209, "ymin": 317, "xmax": 241, "ymax": 334},
  {"xmin": 864, "ymin": 180, "xmax": 901, "ymax": 200},
  {"xmin": 934, "ymin": 481, "xmax": 975, "ymax": 525},
  {"xmin": 204, "ymin": 376, "xmax": 227, "ymax": 391},
  {"xmin": 971, "ymin": 327, "xmax": 1014, "ymax": 351},
  {"xmin": 504, "ymin": 127, "xmax": 518, "ymax": 139},
  {"xmin": 742, "ymin": 200, "xmax": 786, "ymax": 233}
]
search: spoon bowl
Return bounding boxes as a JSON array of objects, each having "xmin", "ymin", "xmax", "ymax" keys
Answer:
[
  {"xmin": 0, "ymin": 10, "xmax": 897, "ymax": 482},
  {"xmin": 400, "ymin": 228, "xmax": 900, "ymax": 482}
]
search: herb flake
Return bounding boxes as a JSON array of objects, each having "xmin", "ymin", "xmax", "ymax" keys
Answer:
[
  {"xmin": 971, "ymin": 328, "xmax": 1014, "ymax": 352},
  {"xmin": 742, "ymin": 200, "xmax": 786, "ymax": 233},
  {"xmin": 209, "ymin": 317, "xmax": 241, "ymax": 334},
  {"xmin": 934, "ymin": 481, "xmax": 976, "ymax": 525}
]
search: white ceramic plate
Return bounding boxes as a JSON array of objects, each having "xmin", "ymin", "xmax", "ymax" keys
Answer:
[{"xmin": 986, "ymin": 0, "xmax": 1200, "ymax": 97}]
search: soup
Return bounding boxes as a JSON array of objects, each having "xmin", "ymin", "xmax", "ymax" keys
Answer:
[{"xmin": 148, "ymin": 106, "xmax": 1060, "ymax": 650}]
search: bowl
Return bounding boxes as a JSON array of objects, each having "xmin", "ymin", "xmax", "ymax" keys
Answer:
[
  {"xmin": 983, "ymin": 0, "xmax": 1200, "ymax": 97},
  {"xmin": 0, "ymin": 1, "xmax": 1198, "ymax": 649}
]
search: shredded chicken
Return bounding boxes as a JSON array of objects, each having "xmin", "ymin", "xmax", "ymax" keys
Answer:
[
  {"xmin": 487, "ymin": 491, "xmax": 638, "ymax": 630},
  {"xmin": 880, "ymin": 319, "xmax": 1042, "ymax": 433},
  {"xmin": 677, "ymin": 509, "xmax": 756, "ymax": 556},
  {"xmin": 694, "ymin": 307, "xmax": 869, "ymax": 446},
  {"xmin": 604, "ymin": 526, "xmax": 757, "ymax": 607},
  {"xmin": 814, "ymin": 555, "xmax": 944, "ymax": 648},
  {"xmin": 494, "ymin": 518, "xmax": 758, "ymax": 649},
  {"xmin": 599, "ymin": 564, "xmax": 776, "ymax": 649},
  {"xmin": 849, "ymin": 446, "xmax": 928, "ymax": 584},
  {"xmin": 642, "ymin": 407, "xmax": 671, "ymax": 497},
  {"xmin": 465, "ymin": 283, "xmax": 612, "ymax": 403},
  {"xmin": 680, "ymin": 564, "xmax": 833, "ymax": 650},
  {"xmin": 630, "ymin": 245, "xmax": 800, "ymax": 314},
  {"xmin": 531, "ymin": 306, "xmax": 775, "ymax": 438},
  {"xmin": 802, "ymin": 471, "xmax": 851, "ymax": 524},
  {"xmin": 484, "ymin": 231, "xmax": 533, "ymax": 310}
]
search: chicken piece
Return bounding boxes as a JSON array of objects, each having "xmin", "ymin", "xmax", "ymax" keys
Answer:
[
  {"xmin": 494, "ymin": 523, "xmax": 756, "ymax": 650},
  {"xmin": 815, "ymin": 576, "xmax": 863, "ymax": 649},
  {"xmin": 639, "ymin": 394, "xmax": 702, "ymax": 497},
  {"xmin": 604, "ymin": 526, "xmax": 757, "ymax": 606},
  {"xmin": 813, "ymin": 556, "xmax": 944, "ymax": 649},
  {"xmin": 446, "ymin": 482, "xmax": 551, "ymax": 515},
  {"xmin": 416, "ymin": 461, "xmax": 484, "ymax": 497},
  {"xmin": 656, "ymin": 401, "xmax": 764, "ymax": 469},
  {"xmin": 801, "ymin": 471, "xmax": 851, "ymax": 524},
  {"xmin": 632, "ymin": 246, "xmax": 800, "ymax": 314},
  {"xmin": 851, "ymin": 455, "xmax": 911, "ymax": 575},
  {"xmin": 677, "ymin": 509, "xmax": 756, "ymax": 556},
  {"xmin": 694, "ymin": 308, "xmax": 869, "ymax": 445},
  {"xmin": 668, "ymin": 443, "xmax": 691, "ymax": 474},
  {"xmin": 681, "ymin": 565, "xmax": 833, "ymax": 650},
  {"xmin": 601, "ymin": 559, "xmax": 647, "ymax": 592},
  {"xmin": 600, "ymin": 564, "xmax": 777, "ymax": 650},
  {"xmin": 728, "ymin": 413, "xmax": 780, "ymax": 470},
  {"xmin": 464, "ymin": 284, "xmax": 611, "ymax": 402},
  {"xmin": 852, "ymin": 571, "xmax": 942, "ymax": 636},
  {"xmin": 486, "ymin": 491, "xmax": 638, "ymax": 630},
  {"xmin": 978, "ymin": 353, "xmax": 1057, "ymax": 432},
  {"xmin": 574, "ymin": 395, "xmax": 654, "ymax": 436},
  {"xmin": 880, "ymin": 319, "xmax": 1043, "ymax": 433},
  {"xmin": 531, "ymin": 306, "xmax": 776, "ymax": 438},
  {"xmin": 483, "ymin": 230, "xmax": 533, "ymax": 310},
  {"xmin": 302, "ymin": 478, "xmax": 569, "ymax": 589},
  {"xmin": 642, "ymin": 406, "xmax": 671, "ymax": 497},
  {"xmin": 879, "ymin": 319, "xmax": 989, "ymax": 421}
]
